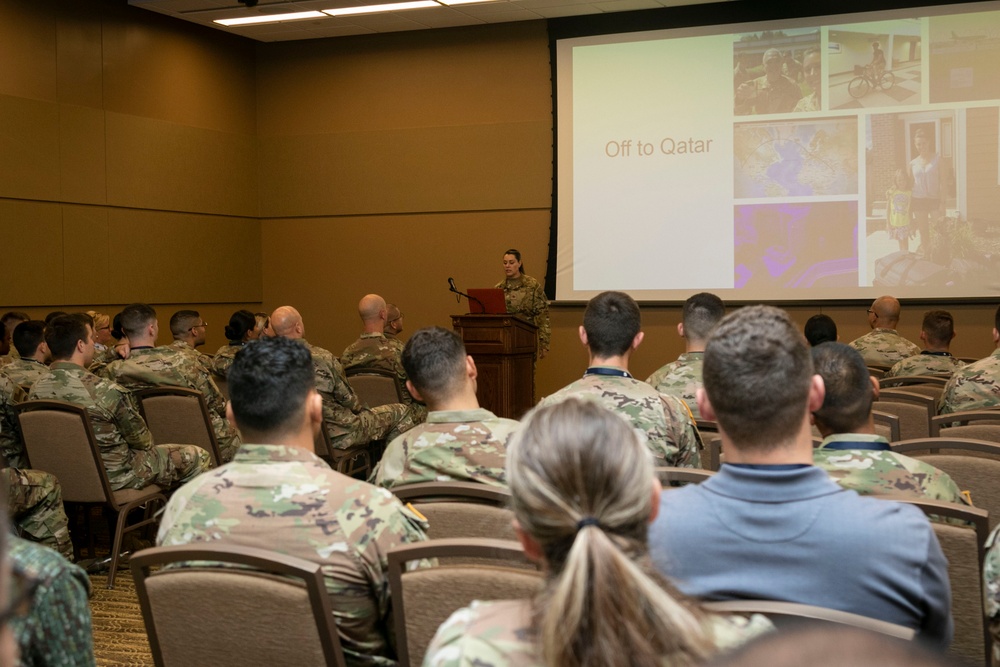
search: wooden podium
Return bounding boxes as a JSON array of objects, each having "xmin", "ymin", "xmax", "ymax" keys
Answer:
[{"xmin": 451, "ymin": 314, "xmax": 536, "ymax": 420}]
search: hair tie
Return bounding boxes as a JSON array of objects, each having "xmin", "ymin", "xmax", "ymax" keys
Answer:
[{"xmin": 576, "ymin": 516, "xmax": 601, "ymax": 531}]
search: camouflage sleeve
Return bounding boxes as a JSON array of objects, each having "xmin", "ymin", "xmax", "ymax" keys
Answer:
[
  {"xmin": 985, "ymin": 526, "xmax": 1000, "ymax": 660},
  {"xmin": 660, "ymin": 394, "xmax": 701, "ymax": 468},
  {"xmin": 1, "ymin": 377, "xmax": 27, "ymax": 467},
  {"xmin": 330, "ymin": 357, "xmax": 364, "ymax": 414},
  {"xmin": 111, "ymin": 388, "xmax": 154, "ymax": 451},
  {"xmin": 423, "ymin": 606, "xmax": 476, "ymax": 667},
  {"xmin": 529, "ymin": 280, "xmax": 551, "ymax": 352},
  {"xmin": 372, "ymin": 433, "xmax": 410, "ymax": 488}
]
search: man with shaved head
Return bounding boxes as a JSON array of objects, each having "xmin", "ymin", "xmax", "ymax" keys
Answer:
[
  {"xmin": 849, "ymin": 295, "xmax": 920, "ymax": 367},
  {"xmin": 269, "ymin": 306, "xmax": 415, "ymax": 450}
]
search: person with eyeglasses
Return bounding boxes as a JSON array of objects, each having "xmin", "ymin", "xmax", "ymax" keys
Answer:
[
  {"xmin": 848, "ymin": 295, "xmax": 920, "ymax": 367},
  {"xmin": 383, "ymin": 304, "xmax": 404, "ymax": 340},
  {"xmin": 168, "ymin": 310, "xmax": 213, "ymax": 370}
]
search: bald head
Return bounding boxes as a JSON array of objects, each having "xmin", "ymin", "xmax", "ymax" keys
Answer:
[
  {"xmin": 359, "ymin": 294, "xmax": 387, "ymax": 334},
  {"xmin": 270, "ymin": 306, "xmax": 304, "ymax": 339},
  {"xmin": 869, "ymin": 295, "xmax": 901, "ymax": 328}
]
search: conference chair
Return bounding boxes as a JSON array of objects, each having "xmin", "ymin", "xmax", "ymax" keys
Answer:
[
  {"xmin": 931, "ymin": 409, "xmax": 1000, "ymax": 443},
  {"xmin": 131, "ymin": 544, "xmax": 346, "ymax": 667},
  {"xmin": 872, "ymin": 410, "xmax": 902, "ymax": 442},
  {"xmin": 867, "ymin": 365, "xmax": 890, "ymax": 378},
  {"xmin": 701, "ymin": 600, "xmax": 915, "ymax": 640},
  {"xmin": 890, "ymin": 438, "xmax": 1000, "ymax": 530},
  {"xmin": 655, "ymin": 466, "xmax": 715, "ymax": 486},
  {"xmin": 387, "ymin": 538, "xmax": 542, "ymax": 667},
  {"xmin": 391, "ymin": 481, "xmax": 515, "ymax": 542},
  {"xmin": 872, "ymin": 495, "xmax": 990, "ymax": 667},
  {"xmin": 345, "ymin": 368, "xmax": 403, "ymax": 408},
  {"xmin": 878, "ymin": 375, "xmax": 949, "ymax": 389},
  {"xmin": 314, "ymin": 425, "xmax": 371, "ymax": 479},
  {"xmin": 873, "ymin": 396, "xmax": 932, "ymax": 440},
  {"xmin": 16, "ymin": 400, "xmax": 167, "ymax": 589},
  {"xmin": 134, "ymin": 387, "xmax": 223, "ymax": 466}
]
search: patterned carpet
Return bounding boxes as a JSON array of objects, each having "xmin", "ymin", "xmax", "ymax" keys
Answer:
[{"xmin": 88, "ymin": 569, "xmax": 154, "ymax": 667}]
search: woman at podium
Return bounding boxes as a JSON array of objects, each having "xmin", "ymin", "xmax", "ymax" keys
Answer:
[{"xmin": 496, "ymin": 248, "xmax": 550, "ymax": 358}]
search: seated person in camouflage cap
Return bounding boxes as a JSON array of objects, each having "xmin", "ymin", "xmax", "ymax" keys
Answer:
[
  {"xmin": 269, "ymin": 306, "xmax": 415, "ymax": 451},
  {"xmin": 885, "ymin": 310, "xmax": 966, "ymax": 379},
  {"xmin": 167, "ymin": 309, "xmax": 214, "ymax": 370},
  {"xmin": 29, "ymin": 315, "xmax": 210, "ymax": 492},
  {"xmin": 1, "ymin": 321, "xmax": 50, "ymax": 395},
  {"xmin": 100, "ymin": 303, "xmax": 241, "ymax": 462},
  {"xmin": 157, "ymin": 336, "xmax": 428, "ymax": 667},
  {"xmin": 939, "ymin": 304, "xmax": 1000, "ymax": 414},
  {"xmin": 540, "ymin": 291, "xmax": 700, "ymax": 468},
  {"xmin": 811, "ymin": 342, "xmax": 967, "ymax": 510},
  {"xmin": 849, "ymin": 295, "xmax": 920, "ymax": 367},
  {"xmin": 646, "ymin": 292, "xmax": 724, "ymax": 420},
  {"xmin": 373, "ymin": 327, "xmax": 515, "ymax": 489},
  {"xmin": 342, "ymin": 294, "xmax": 424, "ymax": 416}
]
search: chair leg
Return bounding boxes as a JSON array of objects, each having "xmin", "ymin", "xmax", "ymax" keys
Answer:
[{"xmin": 106, "ymin": 507, "xmax": 130, "ymax": 590}]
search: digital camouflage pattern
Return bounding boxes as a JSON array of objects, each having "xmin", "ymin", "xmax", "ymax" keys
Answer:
[
  {"xmin": 168, "ymin": 339, "xmax": 215, "ymax": 371},
  {"xmin": 372, "ymin": 408, "xmax": 516, "ymax": 489},
  {"xmin": 424, "ymin": 599, "xmax": 773, "ymax": 667},
  {"xmin": 1, "ymin": 373, "xmax": 27, "ymax": 468},
  {"xmin": 1, "ymin": 358, "xmax": 50, "ymax": 395},
  {"xmin": 88, "ymin": 344, "xmax": 119, "ymax": 373},
  {"xmin": 540, "ymin": 371, "xmax": 700, "ymax": 468},
  {"xmin": 938, "ymin": 349, "xmax": 1000, "ymax": 414},
  {"xmin": 8, "ymin": 535, "xmax": 95, "ymax": 666},
  {"xmin": 341, "ymin": 333, "xmax": 419, "ymax": 406},
  {"xmin": 5, "ymin": 467, "xmax": 74, "ymax": 561},
  {"xmin": 157, "ymin": 444, "xmax": 429, "ymax": 667},
  {"xmin": 884, "ymin": 352, "xmax": 965, "ymax": 379},
  {"xmin": 848, "ymin": 328, "xmax": 921, "ymax": 367},
  {"xmin": 29, "ymin": 362, "xmax": 210, "ymax": 491},
  {"xmin": 496, "ymin": 274, "xmax": 550, "ymax": 353},
  {"xmin": 306, "ymin": 340, "xmax": 416, "ymax": 450},
  {"xmin": 645, "ymin": 352, "xmax": 705, "ymax": 420},
  {"xmin": 100, "ymin": 345, "xmax": 241, "ymax": 462},
  {"xmin": 986, "ymin": 525, "xmax": 1000, "ymax": 662},
  {"xmin": 209, "ymin": 342, "xmax": 243, "ymax": 379}
]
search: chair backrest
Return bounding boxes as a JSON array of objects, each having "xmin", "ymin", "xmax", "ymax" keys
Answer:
[
  {"xmin": 135, "ymin": 387, "xmax": 222, "ymax": 466},
  {"xmin": 937, "ymin": 424, "xmax": 1000, "ymax": 443},
  {"xmin": 387, "ymin": 538, "xmax": 542, "ymax": 667},
  {"xmin": 879, "ymin": 375, "xmax": 949, "ymax": 388},
  {"xmin": 885, "ymin": 383, "xmax": 945, "ymax": 404},
  {"xmin": 931, "ymin": 409, "xmax": 1000, "ymax": 437},
  {"xmin": 392, "ymin": 482, "xmax": 514, "ymax": 541},
  {"xmin": 873, "ymin": 400, "xmax": 930, "ymax": 440},
  {"xmin": 867, "ymin": 366, "xmax": 889, "ymax": 378},
  {"xmin": 131, "ymin": 544, "xmax": 346, "ymax": 667},
  {"xmin": 872, "ymin": 410, "xmax": 901, "ymax": 442},
  {"xmin": 655, "ymin": 467, "xmax": 715, "ymax": 486},
  {"xmin": 871, "ymin": 496, "xmax": 990, "ymax": 667},
  {"xmin": 701, "ymin": 600, "xmax": 915, "ymax": 640},
  {"xmin": 345, "ymin": 368, "xmax": 402, "ymax": 408},
  {"xmin": 15, "ymin": 400, "xmax": 114, "ymax": 504}
]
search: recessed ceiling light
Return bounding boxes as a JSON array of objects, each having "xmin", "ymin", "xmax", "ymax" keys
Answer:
[
  {"xmin": 323, "ymin": 1, "xmax": 439, "ymax": 17},
  {"xmin": 437, "ymin": 0, "xmax": 498, "ymax": 5},
  {"xmin": 215, "ymin": 11, "xmax": 326, "ymax": 26}
]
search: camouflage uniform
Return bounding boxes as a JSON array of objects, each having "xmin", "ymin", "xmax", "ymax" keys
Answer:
[
  {"xmin": 210, "ymin": 342, "xmax": 243, "ymax": 379},
  {"xmin": 8, "ymin": 535, "xmax": 95, "ymax": 666},
  {"xmin": 5, "ymin": 467, "xmax": 75, "ymax": 561},
  {"xmin": 424, "ymin": 599, "xmax": 772, "ymax": 667},
  {"xmin": 29, "ymin": 361, "xmax": 210, "ymax": 491},
  {"xmin": 1, "ymin": 373, "xmax": 27, "ymax": 468},
  {"xmin": 986, "ymin": 524, "xmax": 1000, "ymax": 663},
  {"xmin": 306, "ymin": 340, "xmax": 415, "ymax": 450},
  {"xmin": 341, "ymin": 333, "xmax": 417, "ymax": 405},
  {"xmin": 645, "ymin": 352, "xmax": 705, "ymax": 420},
  {"xmin": 496, "ymin": 274, "xmax": 550, "ymax": 353},
  {"xmin": 540, "ymin": 369, "xmax": 700, "ymax": 468},
  {"xmin": 938, "ymin": 349, "xmax": 1000, "ymax": 414},
  {"xmin": 884, "ymin": 352, "xmax": 965, "ymax": 379},
  {"xmin": 100, "ymin": 345, "xmax": 241, "ymax": 462},
  {"xmin": 157, "ymin": 443, "xmax": 429, "ymax": 667},
  {"xmin": 848, "ymin": 328, "xmax": 921, "ymax": 367},
  {"xmin": 372, "ymin": 408, "xmax": 516, "ymax": 489},
  {"xmin": 168, "ymin": 339, "xmax": 216, "ymax": 374},
  {"xmin": 1, "ymin": 358, "xmax": 50, "ymax": 395}
]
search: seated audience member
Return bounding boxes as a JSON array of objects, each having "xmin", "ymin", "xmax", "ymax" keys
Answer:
[
  {"xmin": 383, "ymin": 303, "xmax": 404, "ymax": 340},
  {"xmin": 811, "ymin": 342, "xmax": 967, "ymax": 506},
  {"xmin": 210, "ymin": 309, "xmax": 259, "ymax": 379},
  {"xmin": 939, "ymin": 304, "xmax": 1000, "ymax": 414},
  {"xmin": 373, "ymin": 327, "xmax": 515, "ymax": 489},
  {"xmin": 0, "ymin": 311, "xmax": 29, "ymax": 365},
  {"xmin": 100, "ymin": 304, "xmax": 240, "ymax": 462},
  {"xmin": 4, "ymin": 468, "xmax": 74, "ymax": 562},
  {"xmin": 804, "ymin": 314, "xmax": 838, "ymax": 347},
  {"xmin": 0, "ymin": 374, "xmax": 26, "ymax": 468},
  {"xmin": 1, "ymin": 321, "xmax": 50, "ymax": 394},
  {"xmin": 424, "ymin": 399, "xmax": 771, "ymax": 667},
  {"xmin": 43, "ymin": 312, "xmax": 67, "ymax": 326},
  {"xmin": 649, "ymin": 306, "xmax": 952, "ymax": 647},
  {"xmin": 158, "ymin": 336, "xmax": 428, "ymax": 667},
  {"xmin": 885, "ymin": 310, "xmax": 965, "ymax": 378},
  {"xmin": 645, "ymin": 292, "xmax": 724, "ymax": 419},
  {"xmin": 985, "ymin": 524, "xmax": 1000, "ymax": 664},
  {"xmin": 167, "ymin": 309, "xmax": 213, "ymax": 369},
  {"xmin": 86, "ymin": 311, "xmax": 118, "ymax": 368},
  {"xmin": 540, "ymin": 291, "xmax": 700, "ymax": 467},
  {"xmin": 268, "ymin": 306, "xmax": 414, "ymax": 450},
  {"xmin": 29, "ymin": 315, "xmax": 210, "ymax": 491},
  {"xmin": 849, "ymin": 296, "xmax": 920, "ymax": 366},
  {"xmin": 0, "ymin": 500, "xmax": 95, "ymax": 667}
]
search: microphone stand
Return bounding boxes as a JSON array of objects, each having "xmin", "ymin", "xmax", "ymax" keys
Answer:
[{"xmin": 448, "ymin": 282, "xmax": 485, "ymax": 312}]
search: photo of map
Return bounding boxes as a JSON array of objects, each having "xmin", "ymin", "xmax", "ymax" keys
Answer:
[{"xmin": 734, "ymin": 118, "xmax": 858, "ymax": 198}]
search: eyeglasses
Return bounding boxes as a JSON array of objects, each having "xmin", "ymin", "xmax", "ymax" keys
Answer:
[
  {"xmin": 866, "ymin": 309, "xmax": 876, "ymax": 315},
  {"xmin": 188, "ymin": 322, "xmax": 208, "ymax": 332}
]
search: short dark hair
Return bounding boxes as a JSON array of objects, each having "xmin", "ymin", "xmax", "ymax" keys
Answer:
[
  {"xmin": 583, "ymin": 291, "xmax": 641, "ymax": 358},
  {"xmin": 169, "ymin": 310, "xmax": 201, "ymax": 337},
  {"xmin": 810, "ymin": 343, "xmax": 872, "ymax": 434},
  {"xmin": 683, "ymin": 293, "xmax": 725, "ymax": 341},
  {"xmin": 44, "ymin": 311, "xmax": 68, "ymax": 325},
  {"xmin": 120, "ymin": 303, "xmax": 157, "ymax": 338},
  {"xmin": 224, "ymin": 310, "xmax": 257, "ymax": 343},
  {"xmin": 45, "ymin": 315, "xmax": 90, "ymax": 361},
  {"xmin": 402, "ymin": 327, "xmax": 467, "ymax": 403},
  {"xmin": 1, "ymin": 311, "xmax": 28, "ymax": 336},
  {"xmin": 703, "ymin": 306, "xmax": 813, "ymax": 450},
  {"xmin": 228, "ymin": 337, "xmax": 315, "ymax": 438},
  {"xmin": 921, "ymin": 310, "xmax": 955, "ymax": 347},
  {"xmin": 805, "ymin": 314, "xmax": 838, "ymax": 347},
  {"xmin": 72, "ymin": 312, "xmax": 94, "ymax": 328},
  {"xmin": 12, "ymin": 321, "xmax": 46, "ymax": 358}
]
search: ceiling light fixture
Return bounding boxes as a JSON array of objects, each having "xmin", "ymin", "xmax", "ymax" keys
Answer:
[
  {"xmin": 215, "ymin": 11, "xmax": 325, "ymax": 26},
  {"xmin": 323, "ymin": 1, "xmax": 439, "ymax": 17},
  {"xmin": 436, "ymin": 0, "xmax": 498, "ymax": 5}
]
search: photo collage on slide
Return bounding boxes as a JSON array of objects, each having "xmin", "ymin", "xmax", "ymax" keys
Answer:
[{"xmin": 731, "ymin": 10, "xmax": 1000, "ymax": 292}]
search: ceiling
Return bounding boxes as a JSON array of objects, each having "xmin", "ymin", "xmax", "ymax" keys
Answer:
[{"xmin": 128, "ymin": 0, "xmax": 719, "ymax": 42}]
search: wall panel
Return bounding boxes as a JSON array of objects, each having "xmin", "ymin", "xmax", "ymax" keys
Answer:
[
  {"xmin": 0, "ymin": 200, "xmax": 64, "ymax": 306},
  {"xmin": 0, "ymin": 95, "xmax": 60, "ymax": 200},
  {"xmin": 59, "ymin": 104, "xmax": 107, "ymax": 205},
  {"xmin": 62, "ymin": 205, "xmax": 110, "ymax": 305},
  {"xmin": 0, "ymin": 0, "xmax": 56, "ymax": 102}
]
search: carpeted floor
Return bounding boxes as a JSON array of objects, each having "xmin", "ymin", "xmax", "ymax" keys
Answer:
[{"xmin": 88, "ymin": 569, "xmax": 154, "ymax": 667}]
